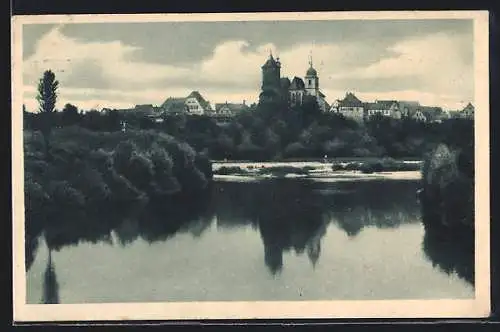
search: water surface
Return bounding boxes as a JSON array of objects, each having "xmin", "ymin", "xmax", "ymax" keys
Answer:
[{"xmin": 26, "ymin": 177, "xmax": 474, "ymax": 303}]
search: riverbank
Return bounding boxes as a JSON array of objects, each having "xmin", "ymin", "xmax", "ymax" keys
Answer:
[{"xmin": 212, "ymin": 158, "xmax": 422, "ymax": 181}]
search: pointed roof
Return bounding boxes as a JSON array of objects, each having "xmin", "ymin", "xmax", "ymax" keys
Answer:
[
  {"xmin": 186, "ymin": 90, "xmax": 212, "ymax": 110},
  {"xmin": 462, "ymin": 102, "xmax": 474, "ymax": 112},
  {"xmin": 215, "ymin": 102, "xmax": 250, "ymax": 114},
  {"xmin": 161, "ymin": 97, "xmax": 188, "ymax": 113},
  {"xmin": 262, "ymin": 53, "xmax": 279, "ymax": 68},
  {"xmin": 339, "ymin": 92, "xmax": 363, "ymax": 107},
  {"xmin": 306, "ymin": 53, "xmax": 318, "ymax": 77}
]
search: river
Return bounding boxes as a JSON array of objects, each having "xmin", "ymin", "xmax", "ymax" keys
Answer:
[{"xmin": 26, "ymin": 172, "xmax": 474, "ymax": 303}]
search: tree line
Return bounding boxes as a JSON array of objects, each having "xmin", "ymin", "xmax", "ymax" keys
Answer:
[{"xmin": 25, "ymin": 94, "xmax": 474, "ymax": 162}]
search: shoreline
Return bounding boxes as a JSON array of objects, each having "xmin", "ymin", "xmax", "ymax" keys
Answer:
[{"xmin": 214, "ymin": 170, "xmax": 422, "ymax": 182}]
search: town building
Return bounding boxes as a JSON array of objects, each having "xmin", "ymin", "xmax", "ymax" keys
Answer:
[
  {"xmin": 420, "ymin": 106, "xmax": 445, "ymax": 123},
  {"xmin": 329, "ymin": 92, "xmax": 365, "ymax": 122},
  {"xmin": 365, "ymin": 100, "xmax": 401, "ymax": 119},
  {"xmin": 160, "ymin": 91, "xmax": 212, "ymax": 116},
  {"xmin": 211, "ymin": 101, "xmax": 250, "ymax": 123},
  {"xmin": 398, "ymin": 101, "xmax": 421, "ymax": 118},
  {"xmin": 258, "ymin": 53, "xmax": 329, "ymax": 112},
  {"xmin": 460, "ymin": 102, "xmax": 475, "ymax": 119}
]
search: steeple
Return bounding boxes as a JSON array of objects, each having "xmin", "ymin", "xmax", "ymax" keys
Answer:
[{"xmin": 306, "ymin": 51, "xmax": 317, "ymax": 77}]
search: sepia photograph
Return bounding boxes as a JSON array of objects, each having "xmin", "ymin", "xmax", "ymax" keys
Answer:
[{"xmin": 11, "ymin": 11, "xmax": 490, "ymax": 321}]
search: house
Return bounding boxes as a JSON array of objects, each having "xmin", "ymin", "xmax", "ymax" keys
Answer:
[
  {"xmin": 398, "ymin": 101, "xmax": 420, "ymax": 118},
  {"xmin": 420, "ymin": 106, "xmax": 445, "ymax": 123},
  {"xmin": 330, "ymin": 92, "xmax": 364, "ymax": 121},
  {"xmin": 212, "ymin": 101, "xmax": 250, "ymax": 123},
  {"xmin": 160, "ymin": 91, "xmax": 212, "ymax": 116},
  {"xmin": 411, "ymin": 110, "xmax": 427, "ymax": 122},
  {"xmin": 365, "ymin": 100, "xmax": 401, "ymax": 119},
  {"xmin": 460, "ymin": 102, "xmax": 474, "ymax": 119},
  {"xmin": 185, "ymin": 90, "xmax": 212, "ymax": 115},
  {"xmin": 161, "ymin": 97, "xmax": 188, "ymax": 115},
  {"xmin": 133, "ymin": 104, "xmax": 155, "ymax": 116}
]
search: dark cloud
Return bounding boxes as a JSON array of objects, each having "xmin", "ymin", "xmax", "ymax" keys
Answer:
[
  {"xmin": 49, "ymin": 19, "xmax": 472, "ymax": 66},
  {"xmin": 60, "ymin": 61, "xmax": 112, "ymax": 90}
]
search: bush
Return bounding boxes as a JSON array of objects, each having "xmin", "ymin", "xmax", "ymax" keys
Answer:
[
  {"xmin": 257, "ymin": 166, "xmax": 308, "ymax": 176},
  {"xmin": 215, "ymin": 166, "xmax": 247, "ymax": 175}
]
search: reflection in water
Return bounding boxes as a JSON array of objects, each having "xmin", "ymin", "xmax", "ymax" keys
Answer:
[
  {"xmin": 42, "ymin": 249, "xmax": 60, "ymax": 304},
  {"xmin": 209, "ymin": 179, "xmax": 420, "ymax": 275},
  {"xmin": 421, "ymin": 225, "xmax": 474, "ymax": 285},
  {"xmin": 26, "ymin": 177, "xmax": 475, "ymax": 301}
]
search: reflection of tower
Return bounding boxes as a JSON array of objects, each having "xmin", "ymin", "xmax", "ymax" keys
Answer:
[
  {"xmin": 42, "ymin": 249, "xmax": 60, "ymax": 304},
  {"xmin": 306, "ymin": 238, "xmax": 321, "ymax": 268}
]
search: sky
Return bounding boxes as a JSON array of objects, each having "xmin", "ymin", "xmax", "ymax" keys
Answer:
[{"xmin": 21, "ymin": 19, "xmax": 474, "ymax": 112}]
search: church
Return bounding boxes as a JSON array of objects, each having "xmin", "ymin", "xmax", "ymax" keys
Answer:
[{"xmin": 258, "ymin": 53, "xmax": 329, "ymax": 112}]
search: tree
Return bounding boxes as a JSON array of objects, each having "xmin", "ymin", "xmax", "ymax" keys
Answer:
[
  {"xmin": 36, "ymin": 70, "xmax": 59, "ymax": 157},
  {"xmin": 61, "ymin": 103, "xmax": 80, "ymax": 126}
]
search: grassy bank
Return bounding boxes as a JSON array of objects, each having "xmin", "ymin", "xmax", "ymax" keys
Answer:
[
  {"xmin": 332, "ymin": 158, "xmax": 421, "ymax": 174},
  {"xmin": 213, "ymin": 158, "xmax": 421, "ymax": 176}
]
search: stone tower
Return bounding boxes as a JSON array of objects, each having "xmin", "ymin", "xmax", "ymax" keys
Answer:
[{"xmin": 259, "ymin": 52, "xmax": 282, "ymax": 104}]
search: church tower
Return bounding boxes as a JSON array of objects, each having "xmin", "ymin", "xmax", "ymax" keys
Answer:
[
  {"xmin": 259, "ymin": 51, "xmax": 283, "ymax": 104},
  {"xmin": 304, "ymin": 55, "xmax": 319, "ymax": 97}
]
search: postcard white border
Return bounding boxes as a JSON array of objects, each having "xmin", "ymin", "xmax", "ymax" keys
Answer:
[{"xmin": 11, "ymin": 10, "xmax": 490, "ymax": 322}]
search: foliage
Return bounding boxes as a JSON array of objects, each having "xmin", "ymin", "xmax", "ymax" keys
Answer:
[{"xmin": 35, "ymin": 70, "xmax": 59, "ymax": 156}]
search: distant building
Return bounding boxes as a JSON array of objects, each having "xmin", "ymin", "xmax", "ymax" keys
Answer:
[
  {"xmin": 211, "ymin": 101, "xmax": 250, "ymax": 123},
  {"xmin": 258, "ymin": 53, "xmax": 329, "ymax": 112},
  {"xmin": 330, "ymin": 92, "xmax": 365, "ymax": 121},
  {"xmin": 460, "ymin": 102, "xmax": 475, "ymax": 119},
  {"xmin": 398, "ymin": 101, "xmax": 420, "ymax": 118},
  {"xmin": 420, "ymin": 106, "xmax": 445, "ymax": 123},
  {"xmin": 134, "ymin": 104, "xmax": 155, "ymax": 116},
  {"xmin": 411, "ymin": 110, "xmax": 427, "ymax": 122},
  {"xmin": 365, "ymin": 100, "xmax": 401, "ymax": 119},
  {"xmin": 185, "ymin": 91, "xmax": 212, "ymax": 115},
  {"xmin": 161, "ymin": 97, "xmax": 189, "ymax": 115},
  {"xmin": 160, "ymin": 91, "xmax": 212, "ymax": 116}
]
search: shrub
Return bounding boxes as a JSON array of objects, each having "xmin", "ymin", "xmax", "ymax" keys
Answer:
[{"xmin": 215, "ymin": 166, "xmax": 246, "ymax": 175}]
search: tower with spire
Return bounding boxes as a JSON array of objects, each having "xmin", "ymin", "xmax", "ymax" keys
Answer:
[
  {"xmin": 258, "ymin": 51, "xmax": 329, "ymax": 111},
  {"xmin": 305, "ymin": 53, "xmax": 319, "ymax": 97}
]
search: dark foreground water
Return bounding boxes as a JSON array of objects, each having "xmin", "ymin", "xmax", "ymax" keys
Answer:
[{"xmin": 26, "ymin": 177, "xmax": 474, "ymax": 303}]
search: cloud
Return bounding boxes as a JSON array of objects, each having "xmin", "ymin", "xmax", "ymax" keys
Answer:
[
  {"xmin": 23, "ymin": 25, "xmax": 192, "ymax": 89},
  {"xmin": 23, "ymin": 25, "xmax": 474, "ymax": 111},
  {"xmin": 330, "ymin": 32, "xmax": 474, "ymax": 100}
]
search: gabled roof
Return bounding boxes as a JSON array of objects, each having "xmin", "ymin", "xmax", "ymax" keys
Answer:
[
  {"xmin": 318, "ymin": 90, "xmax": 326, "ymax": 98},
  {"xmin": 215, "ymin": 102, "xmax": 249, "ymax": 114},
  {"xmin": 374, "ymin": 100, "xmax": 398, "ymax": 108},
  {"xmin": 186, "ymin": 90, "xmax": 212, "ymax": 110},
  {"xmin": 339, "ymin": 92, "xmax": 363, "ymax": 107},
  {"xmin": 364, "ymin": 101, "xmax": 397, "ymax": 110},
  {"xmin": 289, "ymin": 77, "xmax": 305, "ymax": 90},
  {"xmin": 399, "ymin": 100, "xmax": 420, "ymax": 107},
  {"xmin": 462, "ymin": 102, "xmax": 474, "ymax": 112},
  {"xmin": 161, "ymin": 97, "xmax": 188, "ymax": 113}
]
